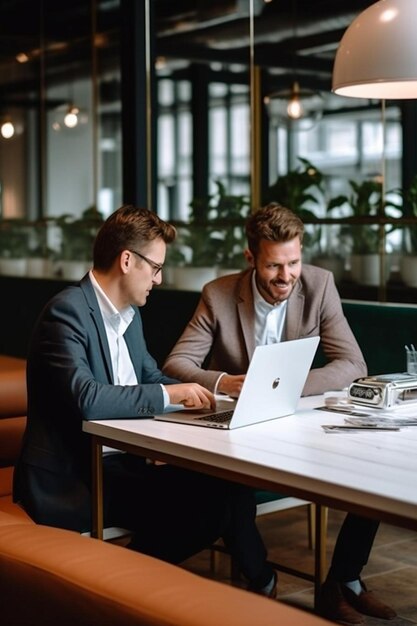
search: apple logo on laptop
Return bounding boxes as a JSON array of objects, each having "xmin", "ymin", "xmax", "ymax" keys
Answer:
[{"xmin": 272, "ymin": 377, "xmax": 280, "ymax": 389}]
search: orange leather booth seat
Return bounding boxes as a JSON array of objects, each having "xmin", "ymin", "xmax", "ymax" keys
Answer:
[
  {"xmin": 0, "ymin": 522, "xmax": 332, "ymax": 626},
  {"xmin": 0, "ymin": 355, "xmax": 33, "ymax": 527},
  {"xmin": 0, "ymin": 356, "xmax": 332, "ymax": 626},
  {"xmin": 0, "ymin": 357, "xmax": 27, "ymax": 417},
  {"xmin": 0, "ymin": 356, "xmax": 29, "ymax": 514}
]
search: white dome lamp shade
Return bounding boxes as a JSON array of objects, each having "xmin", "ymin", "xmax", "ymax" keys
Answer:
[{"xmin": 332, "ymin": 0, "xmax": 417, "ymax": 99}]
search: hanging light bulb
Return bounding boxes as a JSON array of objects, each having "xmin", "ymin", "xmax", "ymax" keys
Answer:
[
  {"xmin": 265, "ymin": 0, "xmax": 323, "ymax": 130},
  {"xmin": 52, "ymin": 101, "xmax": 88, "ymax": 132},
  {"xmin": 0, "ymin": 120, "xmax": 15, "ymax": 139},
  {"xmin": 264, "ymin": 82, "xmax": 323, "ymax": 130},
  {"xmin": 64, "ymin": 105, "xmax": 80, "ymax": 128},
  {"xmin": 286, "ymin": 82, "xmax": 304, "ymax": 119}
]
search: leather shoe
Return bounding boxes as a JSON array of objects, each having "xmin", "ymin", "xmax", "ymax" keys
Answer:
[
  {"xmin": 248, "ymin": 570, "xmax": 278, "ymax": 600},
  {"xmin": 342, "ymin": 580, "xmax": 397, "ymax": 620},
  {"xmin": 317, "ymin": 580, "xmax": 365, "ymax": 624}
]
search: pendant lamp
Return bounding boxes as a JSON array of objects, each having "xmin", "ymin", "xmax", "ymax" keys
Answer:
[
  {"xmin": 64, "ymin": 105, "xmax": 80, "ymax": 128},
  {"xmin": 264, "ymin": 82, "xmax": 323, "ymax": 130},
  {"xmin": 265, "ymin": 0, "xmax": 323, "ymax": 129},
  {"xmin": 333, "ymin": 0, "xmax": 417, "ymax": 99},
  {"xmin": 0, "ymin": 119, "xmax": 15, "ymax": 139}
]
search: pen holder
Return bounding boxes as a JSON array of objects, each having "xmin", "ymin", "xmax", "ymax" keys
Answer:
[{"xmin": 406, "ymin": 349, "xmax": 417, "ymax": 375}]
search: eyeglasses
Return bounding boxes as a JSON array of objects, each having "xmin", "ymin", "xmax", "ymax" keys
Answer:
[{"xmin": 129, "ymin": 250, "xmax": 163, "ymax": 277}]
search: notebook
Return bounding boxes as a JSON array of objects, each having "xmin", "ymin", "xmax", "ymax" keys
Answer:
[{"xmin": 155, "ymin": 336, "xmax": 320, "ymax": 429}]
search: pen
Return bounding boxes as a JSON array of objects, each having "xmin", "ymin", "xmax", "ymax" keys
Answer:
[
  {"xmin": 316, "ymin": 406, "xmax": 374, "ymax": 417},
  {"xmin": 322, "ymin": 425, "xmax": 400, "ymax": 431}
]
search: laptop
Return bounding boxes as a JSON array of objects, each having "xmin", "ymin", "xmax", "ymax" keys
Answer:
[{"xmin": 155, "ymin": 336, "xmax": 320, "ymax": 429}]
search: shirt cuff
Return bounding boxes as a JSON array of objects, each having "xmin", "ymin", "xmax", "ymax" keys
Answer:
[
  {"xmin": 161, "ymin": 384, "xmax": 184, "ymax": 413},
  {"xmin": 214, "ymin": 372, "xmax": 227, "ymax": 395},
  {"xmin": 161, "ymin": 384, "xmax": 170, "ymax": 407}
]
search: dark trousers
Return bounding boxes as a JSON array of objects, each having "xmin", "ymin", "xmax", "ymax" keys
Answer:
[
  {"xmin": 103, "ymin": 453, "xmax": 273, "ymax": 589},
  {"xmin": 326, "ymin": 513, "xmax": 380, "ymax": 582}
]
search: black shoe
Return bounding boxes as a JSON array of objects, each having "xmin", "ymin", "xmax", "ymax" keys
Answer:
[{"xmin": 248, "ymin": 570, "xmax": 278, "ymax": 600}]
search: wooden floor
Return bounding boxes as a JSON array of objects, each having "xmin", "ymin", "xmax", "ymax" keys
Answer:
[{"xmin": 181, "ymin": 506, "xmax": 417, "ymax": 625}]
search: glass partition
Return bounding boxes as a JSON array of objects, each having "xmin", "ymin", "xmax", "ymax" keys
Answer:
[
  {"xmin": 0, "ymin": 0, "xmax": 122, "ymax": 279},
  {"xmin": 0, "ymin": 1, "xmax": 417, "ymax": 302}
]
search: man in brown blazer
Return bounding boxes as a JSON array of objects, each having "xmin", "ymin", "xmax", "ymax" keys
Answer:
[
  {"xmin": 163, "ymin": 204, "xmax": 396, "ymax": 625},
  {"xmin": 163, "ymin": 261, "xmax": 366, "ymax": 398}
]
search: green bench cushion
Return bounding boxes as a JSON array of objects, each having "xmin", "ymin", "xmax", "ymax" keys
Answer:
[{"xmin": 343, "ymin": 301, "xmax": 417, "ymax": 375}]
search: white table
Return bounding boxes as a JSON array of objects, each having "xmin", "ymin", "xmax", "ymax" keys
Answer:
[{"xmin": 83, "ymin": 395, "xmax": 417, "ymax": 594}]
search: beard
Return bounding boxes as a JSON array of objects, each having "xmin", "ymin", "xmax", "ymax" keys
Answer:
[{"xmin": 256, "ymin": 275, "xmax": 297, "ymax": 304}]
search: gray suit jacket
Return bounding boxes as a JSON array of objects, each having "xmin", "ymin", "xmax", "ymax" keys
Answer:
[
  {"xmin": 14, "ymin": 274, "xmax": 177, "ymax": 532},
  {"xmin": 163, "ymin": 266, "xmax": 367, "ymax": 396}
]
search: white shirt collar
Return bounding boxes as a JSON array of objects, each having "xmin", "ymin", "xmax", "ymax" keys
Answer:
[
  {"xmin": 89, "ymin": 270, "xmax": 135, "ymax": 336},
  {"xmin": 251, "ymin": 270, "xmax": 288, "ymax": 346},
  {"xmin": 252, "ymin": 270, "xmax": 278, "ymax": 311}
]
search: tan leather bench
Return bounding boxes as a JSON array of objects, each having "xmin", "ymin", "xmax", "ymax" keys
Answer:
[
  {"xmin": 0, "ymin": 519, "xmax": 332, "ymax": 626},
  {"xmin": 0, "ymin": 356, "xmax": 31, "ymax": 522},
  {"xmin": 0, "ymin": 355, "xmax": 333, "ymax": 625}
]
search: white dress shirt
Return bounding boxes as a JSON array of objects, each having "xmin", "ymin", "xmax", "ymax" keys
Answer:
[
  {"xmin": 90, "ymin": 271, "xmax": 138, "ymax": 386},
  {"xmin": 89, "ymin": 272, "xmax": 171, "ymax": 454},
  {"xmin": 252, "ymin": 271, "xmax": 287, "ymax": 346},
  {"xmin": 215, "ymin": 271, "xmax": 288, "ymax": 393}
]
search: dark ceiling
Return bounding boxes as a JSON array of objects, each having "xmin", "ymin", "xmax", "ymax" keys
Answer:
[
  {"xmin": 154, "ymin": 0, "xmax": 376, "ymax": 94},
  {"xmin": 0, "ymin": 0, "xmax": 377, "ymax": 107}
]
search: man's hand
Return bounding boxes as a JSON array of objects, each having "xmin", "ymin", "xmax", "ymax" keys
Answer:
[
  {"xmin": 167, "ymin": 383, "xmax": 216, "ymax": 409},
  {"xmin": 217, "ymin": 374, "xmax": 246, "ymax": 398}
]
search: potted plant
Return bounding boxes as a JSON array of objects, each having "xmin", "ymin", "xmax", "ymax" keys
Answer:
[
  {"xmin": 264, "ymin": 157, "xmax": 323, "ymax": 215},
  {"xmin": 56, "ymin": 205, "xmax": 104, "ymax": 280},
  {"xmin": 395, "ymin": 175, "xmax": 417, "ymax": 287},
  {"xmin": 309, "ymin": 222, "xmax": 346, "ymax": 283},
  {"xmin": 211, "ymin": 181, "xmax": 250, "ymax": 275},
  {"xmin": 0, "ymin": 218, "xmax": 29, "ymax": 276},
  {"xmin": 264, "ymin": 158, "xmax": 324, "ymax": 258},
  {"xmin": 327, "ymin": 179, "xmax": 392, "ymax": 286},
  {"xmin": 264, "ymin": 158, "xmax": 346, "ymax": 280},
  {"xmin": 170, "ymin": 223, "xmax": 222, "ymax": 292},
  {"xmin": 171, "ymin": 182, "xmax": 250, "ymax": 290},
  {"xmin": 26, "ymin": 217, "xmax": 58, "ymax": 278}
]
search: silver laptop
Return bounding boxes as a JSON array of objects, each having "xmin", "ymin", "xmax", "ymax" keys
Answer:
[{"xmin": 155, "ymin": 336, "xmax": 320, "ymax": 429}]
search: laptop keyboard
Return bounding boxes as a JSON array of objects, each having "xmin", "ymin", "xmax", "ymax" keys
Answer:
[{"xmin": 195, "ymin": 410, "xmax": 235, "ymax": 423}]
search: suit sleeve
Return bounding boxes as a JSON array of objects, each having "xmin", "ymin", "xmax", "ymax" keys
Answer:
[
  {"xmin": 30, "ymin": 293, "xmax": 178, "ymax": 421},
  {"xmin": 302, "ymin": 272, "xmax": 367, "ymax": 396},
  {"xmin": 162, "ymin": 285, "xmax": 226, "ymax": 392}
]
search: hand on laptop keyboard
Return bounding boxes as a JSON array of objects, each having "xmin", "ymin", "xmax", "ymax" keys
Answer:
[
  {"xmin": 167, "ymin": 383, "xmax": 216, "ymax": 409},
  {"xmin": 216, "ymin": 374, "xmax": 246, "ymax": 398}
]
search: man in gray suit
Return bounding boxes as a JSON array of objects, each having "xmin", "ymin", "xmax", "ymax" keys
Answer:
[
  {"xmin": 164, "ymin": 204, "xmax": 396, "ymax": 624},
  {"xmin": 14, "ymin": 205, "xmax": 278, "ymax": 597}
]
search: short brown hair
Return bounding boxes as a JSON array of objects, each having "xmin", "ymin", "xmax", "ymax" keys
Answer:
[
  {"xmin": 245, "ymin": 203, "xmax": 304, "ymax": 255},
  {"xmin": 93, "ymin": 205, "xmax": 176, "ymax": 270}
]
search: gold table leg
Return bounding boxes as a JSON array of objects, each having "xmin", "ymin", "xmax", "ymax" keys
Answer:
[
  {"xmin": 314, "ymin": 504, "xmax": 328, "ymax": 605},
  {"xmin": 91, "ymin": 436, "xmax": 104, "ymax": 540}
]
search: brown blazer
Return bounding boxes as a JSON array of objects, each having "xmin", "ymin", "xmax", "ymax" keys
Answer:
[{"xmin": 163, "ymin": 266, "xmax": 367, "ymax": 396}]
